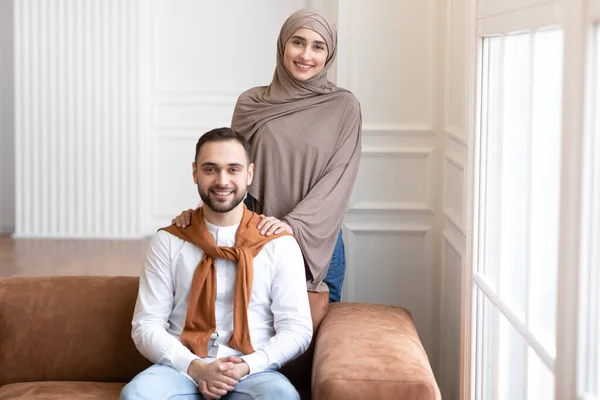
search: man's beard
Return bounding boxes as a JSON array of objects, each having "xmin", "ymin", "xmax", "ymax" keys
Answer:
[{"xmin": 198, "ymin": 184, "xmax": 246, "ymax": 213}]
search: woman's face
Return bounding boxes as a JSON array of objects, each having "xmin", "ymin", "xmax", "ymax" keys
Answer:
[{"xmin": 283, "ymin": 28, "xmax": 328, "ymax": 81}]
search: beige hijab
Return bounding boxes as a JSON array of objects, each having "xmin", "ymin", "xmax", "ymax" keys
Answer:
[{"xmin": 231, "ymin": 10, "xmax": 362, "ymax": 292}]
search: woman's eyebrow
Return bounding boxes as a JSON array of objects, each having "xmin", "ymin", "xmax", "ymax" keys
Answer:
[{"xmin": 290, "ymin": 35, "xmax": 327, "ymax": 47}]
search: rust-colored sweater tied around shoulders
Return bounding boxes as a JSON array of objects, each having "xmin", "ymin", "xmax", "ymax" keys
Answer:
[{"xmin": 160, "ymin": 205, "xmax": 292, "ymax": 357}]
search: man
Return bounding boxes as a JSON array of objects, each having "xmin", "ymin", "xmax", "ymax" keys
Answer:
[{"xmin": 121, "ymin": 127, "xmax": 312, "ymax": 400}]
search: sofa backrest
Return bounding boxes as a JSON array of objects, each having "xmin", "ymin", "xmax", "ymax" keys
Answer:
[
  {"xmin": 0, "ymin": 276, "xmax": 151, "ymax": 386},
  {"xmin": 0, "ymin": 276, "xmax": 329, "ymax": 388}
]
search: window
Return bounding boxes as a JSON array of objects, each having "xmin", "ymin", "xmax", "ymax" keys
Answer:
[
  {"xmin": 473, "ymin": 29, "xmax": 563, "ymax": 399},
  {"xmin": 579, "ymin": 23, "xmax": 600, "ymax": 399}
]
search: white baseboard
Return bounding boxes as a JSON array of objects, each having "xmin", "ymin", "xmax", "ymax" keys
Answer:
[{"xmin": 0, "ymin": 224, "xmax": 14, "ymax": 234}]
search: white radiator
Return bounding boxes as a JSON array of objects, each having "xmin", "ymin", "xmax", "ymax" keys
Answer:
[{"xmin": 14, "ymin": 0, "xmax": 140, "ymax": 238}]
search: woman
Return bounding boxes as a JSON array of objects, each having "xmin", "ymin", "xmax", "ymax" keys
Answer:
[{"xmin": 175, "ymin": 10, "xmax": 362, "ymax": 303}]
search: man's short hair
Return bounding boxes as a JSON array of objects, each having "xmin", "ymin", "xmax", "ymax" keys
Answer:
[{"xmin": 194, "ymin": 127, "xmax": 252, "ymax": 164}]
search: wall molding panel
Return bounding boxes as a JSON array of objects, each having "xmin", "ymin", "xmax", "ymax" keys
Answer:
[
  {"xmin": 151, "ymin": 135, "xmax": 198, "ymax": 221},
  {"xmin": 439, "ymin": 227, "xmax": 465, "ymax": 400},
  {"xmin": 337, "ymin": 0, "xmax": 438, "ymax": 130},
  {"xmin": 348, "ymin": 201, "xmax": 434, "ymax": 214},
  {"xmin": 446, "ymin": 129, "xmax": 468, "ymax": 146},
  {"xmin": 342, "ymin": 221, "xmax": 433, "ymax": 306},
  {"xmin": 440, "ymin": 0, "xmax": 472, "ymax": 396},
  {"xmin": 352, "ymin": 146, "xmax": 435, "ymax": 214},
  {"xmin": 443, "ymin": 151, "xmax": 467, "ymax": 235},
  {"xmin": 342, "ymin": 221, "xmax": 437, "ymax": 368},
  {"xmin": 444, "ymin": 0, "xmax": 470, "ymax": 145},
  {"xmin": 155, "ymin": 103, "xmax": 235, "ymax": 130},
  {"xmin": 362, "ymin": 124, "xmax": 437, "ymax": 138}
]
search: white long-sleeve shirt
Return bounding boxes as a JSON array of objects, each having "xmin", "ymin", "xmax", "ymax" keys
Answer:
[{"xmin": 131, "ymin": 219, "xmax": 313, "ymax": 378}]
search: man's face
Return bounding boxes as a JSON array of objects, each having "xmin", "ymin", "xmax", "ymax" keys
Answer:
[{"xmin": 193, "ymin": 140, "xmax": 253, "ymax": 214}]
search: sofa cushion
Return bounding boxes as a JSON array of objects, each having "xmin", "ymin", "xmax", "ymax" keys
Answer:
[
  {"xmin": 0, "ymin": 276, "xmax": 151, "ymax": 386},
  {"xmin": 0, "ymin": 381, "xmax": 125, "ymax": 399},
  {"xmin": 312, "ymin": 303, "xmax": 441, "ymax": 400}
]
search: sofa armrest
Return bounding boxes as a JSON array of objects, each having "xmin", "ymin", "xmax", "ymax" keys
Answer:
[{"xmin": 312, "ymin": 303, "xmax": 441, "ymax": 400}]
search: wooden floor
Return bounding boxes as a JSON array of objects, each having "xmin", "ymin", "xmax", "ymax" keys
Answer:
[{"xmin": 0, "ymin": 234, "xmax": 150, "ymax": 277}]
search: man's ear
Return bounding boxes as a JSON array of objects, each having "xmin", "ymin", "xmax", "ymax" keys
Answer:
[
  {"xmin": 192, "ymin": 162, "xmax": 198, "ymax": 184},
  {"xmin": 247, "ymin": 163, "xmax": 254, "ymax": 186}
]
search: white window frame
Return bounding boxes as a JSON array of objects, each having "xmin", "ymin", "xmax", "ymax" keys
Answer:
[
  {"xmin": 578, "ymin": 3, "xmax": 600, "ymax": 398},
  {"xmin": 462, "ymin": 0, "xmax": 599, "ymax": 399}
]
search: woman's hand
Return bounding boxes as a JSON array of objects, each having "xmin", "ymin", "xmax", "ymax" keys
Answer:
[
  {"xmin": 172, "ymin": 209, "xmax": 194, "ymax": 228},
  {"xmin": 257, "ymin": 215, "xmax": 294, "ymax": 236}
]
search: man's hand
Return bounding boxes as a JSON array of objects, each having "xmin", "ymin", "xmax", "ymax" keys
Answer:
[
  {"xmin": 216, "ymin": 356, "xmax": 249, "ymax": 381},
  {"xmin": 232, "ymin": 360, "xmax": 250, "ymax": 379},
  {"xmin": 203, "ymin": 357, "xmax": 249, "ymax": 399},
  {"xmin": 187, "ymin": 357, "xmax": 239, "ymax": 399},
  {"xmin": 187, "ymin": 357, "xmax": 249, "ymax": 399},
  {"xmin": 198, "ymin": 380, "xmax": 227, "ymax": 400}
]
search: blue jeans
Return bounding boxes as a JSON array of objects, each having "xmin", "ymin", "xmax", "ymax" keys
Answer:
[
  {"xmin": 120, "ymin": 364, "xmax": 299, "ymax": 400},
  {"xmin": 244, "ymin": 195, "xmax": 346, "ymax": 303},
  {"xmin": 324, "ymin": 230, "xmax": 346, "ymax": 303}
]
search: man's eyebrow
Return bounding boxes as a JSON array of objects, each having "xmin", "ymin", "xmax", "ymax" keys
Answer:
[{"xmin": 200, "ymin": 162, "xmax": 244, "ymax": 168}]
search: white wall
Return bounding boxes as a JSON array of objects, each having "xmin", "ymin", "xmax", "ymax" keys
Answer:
[
  {"xmin": 336, "ymin": 0, "xmax": 443, "ymax": 379},
  {"xmin": 439, "ymin": 0, "xmax": 474, "ymax": 397},
  {"xmin": 0, "ymin": 0, "xmax": 15, "ymax": 234},
  {"xmin": 138, "ymin": 0, "xmax": 310, "ymax": 234}
]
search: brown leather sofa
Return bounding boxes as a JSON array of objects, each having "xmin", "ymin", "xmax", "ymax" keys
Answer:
[{"xmin": 0, "ymin": 276, "xmax": 441, "ymax": 399}]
